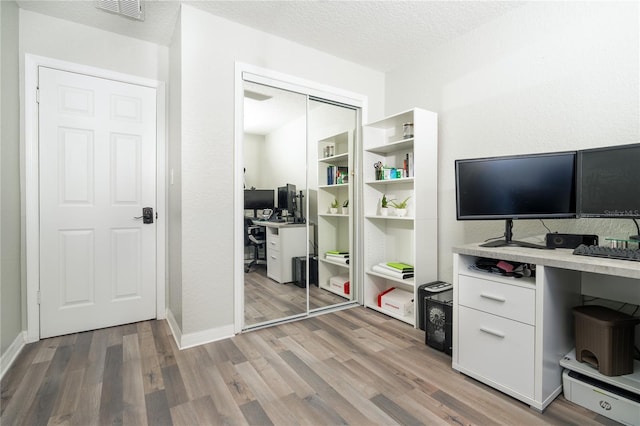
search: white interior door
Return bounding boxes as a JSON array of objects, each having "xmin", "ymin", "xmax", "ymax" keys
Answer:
[{"xmin": 38, "ymin": 67, "xmax": 157, "ymax": 338}]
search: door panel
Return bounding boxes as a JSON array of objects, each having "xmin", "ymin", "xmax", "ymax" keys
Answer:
[
  {"xmin": 59, "ymin": 229, "xmax": 95, "ymax": 307},
  {"xmin": 39, "ymin": 67, "xmax": 157, "ymax": 338}
]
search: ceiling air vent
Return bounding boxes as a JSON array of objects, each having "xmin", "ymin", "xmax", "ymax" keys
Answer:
[{"xmin": 96, "ymin": 0, "xmax": 144, "ymax": 21}]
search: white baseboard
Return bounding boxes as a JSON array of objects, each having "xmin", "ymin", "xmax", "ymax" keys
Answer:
[
  {"xmin": 0, "ymin": 331, "xmax": 27, "ymax": 380},
  {"xmin": 165, "ymin": 308, "xmax": 183, "ymax": 349},
  {"xmin": 165, "ymin": 309, "xmax": 234, "ymax": 350}
]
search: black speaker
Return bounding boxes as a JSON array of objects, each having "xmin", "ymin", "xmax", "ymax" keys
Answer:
[{"xmin": 545, "ymin": 233, "xmax": 598, "ymax": 249}]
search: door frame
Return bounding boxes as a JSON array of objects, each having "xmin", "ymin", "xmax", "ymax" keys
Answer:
[
  {"xmin": 24, "ymin": 54, "xmax": 167, "ymax": 342},
  {"xmin": 233, "ymin": 62, "xmax": 368, "ymax": 333}
]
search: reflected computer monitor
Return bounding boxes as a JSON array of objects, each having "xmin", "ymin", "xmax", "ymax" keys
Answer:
[
  {"xmin": 244, "ymin": 189, "xmax": 274, "ymax": 217},
  {"xmin": 278, "ymin": 183, "xmax": 297, "ymax": 213}
]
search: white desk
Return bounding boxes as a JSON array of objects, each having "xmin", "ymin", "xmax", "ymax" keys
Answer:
[
  {"xmin": 452, "ymin": 243, "xmax": 639, "ymax": 411},
  {"xmin": 253, "ymin": 221, "xmax": 311, "ymax": 283}
]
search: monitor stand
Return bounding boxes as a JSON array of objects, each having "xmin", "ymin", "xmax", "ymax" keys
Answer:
[{"xmin": 480, "ymin": 219, "xmax": 551, "ymax": 249}]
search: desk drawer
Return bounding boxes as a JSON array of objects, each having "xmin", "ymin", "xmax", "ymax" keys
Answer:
[
  {"xmin": 266, "ymin": 229, "xmax": 281, "ymax": 251},
  {"xmin": 458, "ymin": 306, "xmax": 534, "ymax": 399},
  {"xmin": 458, "ymin": 275, "xmax": 535, "ymax": 325},
  {"xmin": 267, "ymin": 248, "xmax": 281, "ymax": 282}
]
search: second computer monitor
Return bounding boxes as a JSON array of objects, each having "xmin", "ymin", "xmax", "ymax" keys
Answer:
[
  {"xmin": 578, "ymin": 143, "xmax": 640, "ymax": 219},
  {"xmin": 278, "ymin": 183, "xmax": 297, "ymax": 214}
]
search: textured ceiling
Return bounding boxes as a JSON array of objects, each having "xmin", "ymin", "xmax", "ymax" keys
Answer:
[
  {"xmin": 16, "ymin": 0, "xmax": 523, "ymax": 72},
  {"xmin": 187, "ymin": 1, "xmax": 523, "ymax": 71}
]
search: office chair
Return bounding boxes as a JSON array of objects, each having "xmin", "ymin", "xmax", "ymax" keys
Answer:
[{"xmin": 244, "ymin": 217, "xmax": 266, "ymax": 272}]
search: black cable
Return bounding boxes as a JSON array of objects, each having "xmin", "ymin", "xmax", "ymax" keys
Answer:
[
  {"xmin": 630, "ymin": 218, "xmax": 640, "ymax": 240},
  {"xmin": 539, "ymin": 219, "xmax": 552, "ymax": 233},
  {"xmin": 484, "ymin": 235, "xmax": 503, "ymax": 243}
]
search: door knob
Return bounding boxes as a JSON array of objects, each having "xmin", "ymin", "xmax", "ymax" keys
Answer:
[{"xmin": 134, "ymin": 207, "xmax": 154, "ymax": 224}]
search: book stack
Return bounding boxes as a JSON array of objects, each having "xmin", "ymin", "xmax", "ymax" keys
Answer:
[
  {"xmin": 325, "ymin": 251, "xmax": 349, "ymax": 265},
  {"xmin": 405, "ymin": 153, "xmax": 414, "ymax": 177},
  {"xmin": 326, "ymin": 166, "xmax": 349, "ymax": 185},
  {"xmin": 371, "ymin": 262, "xmax": 414, "ymax": 280}
]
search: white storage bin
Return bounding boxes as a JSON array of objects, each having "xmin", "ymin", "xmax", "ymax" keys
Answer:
[{"xmin": 380, "ymin": 288, "xmax": 414, "ymax": 316}]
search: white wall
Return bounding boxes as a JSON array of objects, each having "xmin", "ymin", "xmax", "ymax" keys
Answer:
[
  {"xmin": 385, "ymin": 1, "xmax": 640, "ymax": 282},
  {"xmin": 264, "ymin": 117, "xmax": 307, "ymax": 192},
  {"xmin": 178, "ymin": 4, "xmax": 384, "ymax": 338},
  {"xmin": 1, "ymin": 0, "xmax": 22, "ymax": 359},
  {"xmin": 19, "ymin": 9, "xmax": 169, "ymax": 83},
  {"xmin": 168, "ymin": 12, "xmax": 182, "ymax": 329},
  {"xmin": 243, "ymin": 133, "xmax": 266, "ymax": 191}
]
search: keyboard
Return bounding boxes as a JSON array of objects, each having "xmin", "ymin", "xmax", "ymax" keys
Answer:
[{"xmin": 572, "ymin": 244, "xmax": 640, "ymax": 262}]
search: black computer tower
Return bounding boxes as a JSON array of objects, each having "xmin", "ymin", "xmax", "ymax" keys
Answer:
[
  {"xmin": 424, "ymin": 290, "xmax": 453, "ymax": 355},
  {"xmin": 292, "ymin": 256, "xmax": 318, "ymax": 288},
  {"xmin": 417, "ymin": 281, "xmax": 451, "ymax": 330}
]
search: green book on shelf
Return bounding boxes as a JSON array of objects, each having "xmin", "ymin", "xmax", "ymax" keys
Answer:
[
  {"xmin": 387, "ymin": 262, "xmax": 414, "ymax": 272},
  {"xmin": 327, "ymin": 251, "xmax": 349, "ymax": 255}
]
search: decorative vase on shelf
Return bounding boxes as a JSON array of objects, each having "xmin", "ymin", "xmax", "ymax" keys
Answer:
[
  {"xmin": 342, "ymin": 207, "xmax": 349, "ymax": 215},
  {"xmin": 330, "ymin": 208, "xmax": 338, "ymax": 214},
  {"xmin": 395, "ymin": 208, "xmax": 407, "ymax": 217},
  {"xmin": 380, "ymin": 207, "xmax": 388, "ymax": 216}
]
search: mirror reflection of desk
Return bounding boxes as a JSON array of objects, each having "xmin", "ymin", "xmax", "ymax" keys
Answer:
[{"xmin": 252, "ymin": 220, "xmax": 313, "ymax": 284}]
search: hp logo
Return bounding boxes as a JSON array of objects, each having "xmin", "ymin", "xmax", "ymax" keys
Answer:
[{"xmin": 599, "ymin": 400, "xmax": 612, "ymax": 411}]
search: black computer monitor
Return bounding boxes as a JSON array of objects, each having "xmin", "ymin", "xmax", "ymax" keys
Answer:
[
  {"xmin": 577, "ymin": 143, "xmax": 640, "ymax": 239},
  {"xmin": 278, "ymin": 184, "xmax": 296, "ymax": 213},
  {"xmin": 455, "ymin": 151, "xmax": 577, "ymax": 248},
  {"xmin": 244, "ymin": 189, "xmax": 274, "ymax": 216},
  {"xmin": 578, "ymin": 143, "xmax": 640, "ymax": 219}
]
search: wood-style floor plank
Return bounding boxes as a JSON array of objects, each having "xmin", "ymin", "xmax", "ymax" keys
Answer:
[
  {"xmin": 238, "ymin": 399, "xmax": 273, "ymax": 426},
  {"xmin": 216, "ymin": 360, "xmax": 257, "ymax": 407},
  {"xmin": 1, "ymin": 307, "xmax": 616, "ymax": 426},
  {"xmin": 99, "ymin": 344, "xmax": 123, "ymax": 425},
  {"xmin": 145, "ymin": 389, "xmax": 173, "ymax": 426}
]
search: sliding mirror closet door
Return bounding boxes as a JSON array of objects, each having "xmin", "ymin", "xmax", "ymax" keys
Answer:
[
  {"xmin": 308, "ymin": 98, "xmax": 358, "ymax": 311},
  {"xmin": 243, "ymin": 81, "xmax": 309, "ymax": 327}
]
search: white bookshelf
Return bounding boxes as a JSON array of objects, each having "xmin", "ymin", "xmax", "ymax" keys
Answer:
[
  {"xmin": 317, "ymin": 130, "xmax": 353, "ymax": 299},
  {"xmin": 362, "ymin": 108, "xmax": 438, "ymax": 326}
]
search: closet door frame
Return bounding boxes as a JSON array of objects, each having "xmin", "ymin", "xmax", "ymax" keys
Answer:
[{"xmin": 233, "ymin": 63, "xmax": 367, "ymax": 333}]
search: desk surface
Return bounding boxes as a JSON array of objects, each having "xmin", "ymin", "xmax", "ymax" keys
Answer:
[
  {"xmin": 453, "ymin": 243, "xmax": 640, "ymax": 280},
  {"xmin": 252, "ymin": 219, "xmax": 307, "ymax": 229}
]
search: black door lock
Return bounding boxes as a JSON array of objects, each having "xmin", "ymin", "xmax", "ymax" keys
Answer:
[
  {"xmin": 135, "ymin": 207, "xmax": 154, "ymax": 224},
  {"xmin": 143, "ymin": 207, "xmax": 153, "ymax": 224}
]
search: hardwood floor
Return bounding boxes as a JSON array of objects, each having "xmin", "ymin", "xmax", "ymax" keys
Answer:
[
  {"xmin": 244, "ymin": 264, "xmax": 349, "ymax": 327},
  {"xmin": 1, "ymin": 307, "xmax": 615, "ymax": 426}
]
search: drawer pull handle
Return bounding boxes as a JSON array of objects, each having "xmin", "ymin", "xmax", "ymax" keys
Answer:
[
  {"xmin": 480, "ymin": 293, "xmax": 506, "ymax": 303},
  {"xmin": 270, "ymin": 255, "xmax": 277, "ymax": 259},
  {"xmin": 480, "ymin": 327, "xmax": 505, "ymax": 339}
]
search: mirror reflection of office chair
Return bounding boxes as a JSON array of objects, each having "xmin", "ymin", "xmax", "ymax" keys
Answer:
[{"xmin": 245, "ymin": 218, "xmax": 266, "ymax": 272}]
